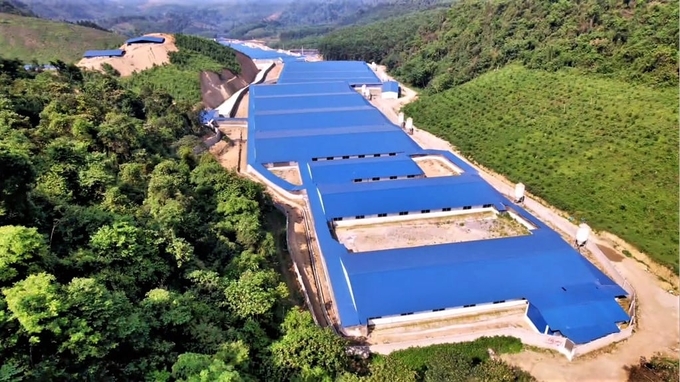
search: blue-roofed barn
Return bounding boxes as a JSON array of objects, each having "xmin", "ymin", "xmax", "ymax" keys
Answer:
[
  {"xmin": 381, "ymin": 81, "xmax": 400, "ymax": 99},
  {"xmin": 83, "ymin": 49, "xmax": 125, "ymax": 58},
  {"xmin": 244, "ymin": 61, "xmax": 631, "ymax": 347},
  {"xmin": 126, "ymin": 36, "xmax": 166, "ymax": 45}
]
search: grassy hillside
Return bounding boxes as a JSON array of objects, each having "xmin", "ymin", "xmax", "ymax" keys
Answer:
[
  {"xmin": 124, "ymin": 34, "xmax": 242, "ymax": 104},
  {"xmin": 404, "ymin": 65, "xmax": 679, "ymax": 270},
  {"xmin": 0, "ymin": 12, "xmax": 124, "ymax": 63}
]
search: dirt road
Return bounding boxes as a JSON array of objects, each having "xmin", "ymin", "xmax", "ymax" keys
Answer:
[{"xmin": 372, "ymin": 67, "xmax": 679, "ymax": 381}]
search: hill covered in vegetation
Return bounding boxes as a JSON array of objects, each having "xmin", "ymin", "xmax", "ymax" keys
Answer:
[
  {"xmin": 123, "ymin": 34, "xmax": 255, "ymax": 106},
  {"xmin": 0, "ymin": 7, "xmax": 123, "ymax": 63},
  {"xmin": 317, "ymin": 0, "xmax": 679, "ymax": 271}
]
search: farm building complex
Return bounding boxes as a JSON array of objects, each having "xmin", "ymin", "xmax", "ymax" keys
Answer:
[{"xmin": 244, "ymin": 60, "xmax": 631, "ymax": 346}]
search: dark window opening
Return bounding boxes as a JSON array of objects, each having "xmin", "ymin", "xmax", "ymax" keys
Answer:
[
  {"xmin": 358, "ymin": 154, "xmax": 365, "ymax": 158},
  {"xmin": 373, "ymin": 154, "xmax": 380, "ymax": 157},
  {"xmin": 342, "ymin": 155, "xmax": 350, "ymax": 159},
  {"xmin": 389, "ymin": 152, "xmax": 397, "ymax": 156},
  {"xmin": 389, "ymin": 176, "xmax": 397, "ymax": 180},
  {"xmin": 483, "ymin": 204, "xmax": 493, "ymax": 208},
  {"xmin": 433, "ymin": 308, "xmax": 445, "ymax": 312},
  {"xmin": 443, "ymin": 207, "xmax": 452, "ymax": 212},
  {"xmin": 463, "ymin": 304, "xmax": 475, "ymax": 308},
  {"xmin": 400, "ymin": 312, "xmax": 414, "ymax": 316},
  {"xmin": 312, "ymin": 158, "xmax": 318, "ymax": 161},
  {"xmin": 326, "ymin": 157, "xmax": 334, "ymax": 161},
  {"xmin": 356, "ymin": 215, "xmax": 365, "ymax": 219},
  {"xmin": 353, "ymin": 179, "xmax": 362, "ymax": 183},
  {"xmin": 463, "ymin": 206, "xmax": 472, "ymax": 210},
  {"xmin": 378, "ymin": 213, "xmax": 387, "ymax": 217},
  {"xmin": 399, "ymin": 211, "xmax": 408, "ymax": 216},
  {"xmin": 493, "ymin": 300, "xmax": 505, "ymax": 304},
  {"xmin": 421, "ymin": 209, "xmax": 430, "ymax": 213},
  {"xmin": 372, "ymin": 177, "xmax": 380, "ymax": 181},
  {"xmin": 407, "ymin": 175, "xmax": 415, "ymax": 178}
]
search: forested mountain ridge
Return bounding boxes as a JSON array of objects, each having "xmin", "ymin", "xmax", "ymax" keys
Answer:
[
  {"xmin": 319, "ymin": 0, "xmax": 679, "ymax": 271},
  {"xmin": 319, "ymin": 0, "xmax": 678, "ymax": 89}
]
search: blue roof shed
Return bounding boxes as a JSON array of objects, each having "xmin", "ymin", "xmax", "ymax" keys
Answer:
[
  {"xmin": 382, "ymin": 81, "xmax": 400, "ymax": 93},
  {"xmin": 83, "ymin": 49, "xmax": 125, "ymax": 58},
  {"xmin": 126, "ymin": 36, "xmax": 165, "ymax": 45}
]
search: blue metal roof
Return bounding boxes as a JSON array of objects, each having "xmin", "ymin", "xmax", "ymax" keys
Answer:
[
  {"xmin": 220, "ymin": 41, "xmax": 298, "ymax": 61},
  {"xmin": 250, "ymin": 81, "xmax": 354, "ymax": 97},
  {"xmin": 382, "ymin": 81, "xmax": 400, "ymax": 92},
  {"xmin": 126, "ymin": 36, "xmax": 165, "ymax": 44},
  {"xmin": 245, "ymin": 66, "xmax": 630, "ymax": 344},
  {"xmin": 277, "ymin": 61, "xmax": 381, "ymax": 86},
  {"xmin": 308, "ymin": 155, "xmax": 423, "ymax": 184},
  {"xmin": 253, "ymin": 93, "xmax": 370, "ymax": 114},
  {"xmin": 318, "ymin": 175, "xmax": 505, "ymax": 218},
  {"xmin": 83, "ymin": 49, "xmax": 125, "ymax": 58},
  {"xmin": 253, "ymin": 129, "xmax": 418, "ymax": 164}
]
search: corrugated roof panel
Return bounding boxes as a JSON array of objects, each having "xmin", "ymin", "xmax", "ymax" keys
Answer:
[
  {"xmin": 309, "ymin": 155, "xmax": 424, "ymax": 184},
  {"xmin": 250, "ymin": 81, "xmax": 353, "ymax": 97},
  {"xmin": 253, "ymin": 130, "xmax": 418, "ymax": 164},
  {"xmin": 83, "ymin": 49, "xmax": 125, "ymax": 58},
  {"xmin": 278, "ymin": 61, "xmax": 381, "ymax": 85},
  {"xmin": 251, "ymin": 108, "xmax": 392, "ymax": 132},
  {"xmin": 318, "ymin": 175, "xmax": 504, "ymax": 218},
  {"xmin": 253, "ymin": 92, "xmax": 370, "ymax": 113}
]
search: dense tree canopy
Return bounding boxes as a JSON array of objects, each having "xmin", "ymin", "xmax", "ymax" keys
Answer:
[{"xmin": 319, "ymin": 0, "xmax": 678, "ymax": 89}]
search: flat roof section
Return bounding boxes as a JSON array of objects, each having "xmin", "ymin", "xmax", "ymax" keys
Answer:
[
  {"xmin": 252, "ymin": 92, "xmax": 372, "ymax": 114},
  {"xmin": 83, "ymin": 49, "xmax": 125, "ymax": 58},
  {"xmin": 278, "ymin": 61, "xmax": 381, "ymax": 85},
  {"xmin": 253, "ymin": 130, "xmax": 418, "ymax": 164},
  {"xmin": 318, "ymin": 175, "xmax": 505, "ymax": 219},
  {"xmin": 308, "ymin": 155, "xmax": 424, "ymax": 184},
  {"xmin": 250, "ymin": 81, "xmax": 354, "ymax": 97},
  {"xmin": 250, "ymin": 108, "xmax": 393, "ymax": 132}
]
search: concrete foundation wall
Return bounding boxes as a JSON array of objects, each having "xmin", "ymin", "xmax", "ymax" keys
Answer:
[
  {"xmin": 368, "ymin": 299, "xmax": 527, "ymax": 326},
  {"xmin": 332, "ymin": 206, "xmax": 496, "ymax": 227}
]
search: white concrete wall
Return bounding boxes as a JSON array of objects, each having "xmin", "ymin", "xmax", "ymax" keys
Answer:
[
  {"xmin": 381, "ymin": 91, "xmax": 398, "ymax": 99},
  {"xmin": 333, "ymin": 206, "xmax": 495, "ymax": 227},
  {"xmin": 412, "ymin": 155, "xmax": 465, "ymax": 175},
  {"xmin": 368, "ymin": 299, "xmax": 527, "ymax": 326},
  {"xmin": 247, "ymin": 164, "xmax": 304, "ymax": 200}
]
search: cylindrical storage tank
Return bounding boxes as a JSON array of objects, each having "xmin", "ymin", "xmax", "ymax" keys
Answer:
[
  {"xmin": 398, "ymin": 112, "xmax": 405, "ymax": 125},
  {"xmin": 576, "ymin": 224, "xmax": 590, "ymax": 246},
  {"xmin": 405, "ymin": 117, "xmax": 413, "ymax": 130},
  {"xmin": 514, "ymin": 183, "xmax": 525, "ymax": 201}
]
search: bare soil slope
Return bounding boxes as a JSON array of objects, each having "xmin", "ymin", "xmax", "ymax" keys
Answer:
[
  {"xmin": 76, "ymin": 33, "xmax": 177, "ymax": 76},
  {"xmin": 200, "ymin": 51, "xmax": 258, "ymax": 109}
]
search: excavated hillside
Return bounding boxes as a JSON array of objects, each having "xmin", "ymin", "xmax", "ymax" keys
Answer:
[
  {"xmin": 77, "ymin": 33, "xmax": 177, "ymax": 76},
  {"xmin": 200, "ymin": 50, "xmax": 258, "ymax": 109}
]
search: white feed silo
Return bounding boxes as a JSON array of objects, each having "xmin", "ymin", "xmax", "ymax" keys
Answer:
[
  {"xmin": 575, "ymin": 224, "xmax": 591, "ymax": 247},
  {"xmin": 361, "ymin": 84, "xmax": 368, "ymax": 98},
  {"xmin": 514, "ymin": 183, "xmax": 525, "ymax": 203},
  {"xmin": 370, "ymin": 62, "xmax": 377, "ymax": 71},
  {"xmin": 398, "ymin": 112, "xmax": 405, "ymax": 127},
  {"xmin": 405, "ymin": 117, "xmax": 413, "ymax": 131}
]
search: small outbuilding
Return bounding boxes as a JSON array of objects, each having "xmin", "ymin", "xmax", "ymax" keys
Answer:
[
  {"xmin": 125, "ymin": 36, "xmax": 166, "ymax": 45},
  {"xmin": 381, "ymin": 81, "xmax": 401, "ymax": 99},
  {"xmin": 83, "ymin": 49, "xmax": 125, "ymax": 58}
]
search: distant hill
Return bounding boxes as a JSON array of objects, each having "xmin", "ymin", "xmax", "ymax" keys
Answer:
[{"xmin": 0, "ymin": 11, "xmax": 124, "ymax": 63}]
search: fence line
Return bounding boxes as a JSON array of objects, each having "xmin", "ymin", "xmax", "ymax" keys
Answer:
[{"xmin": 273, "ymin": 204, "xmax": 319, "ymax": 326}]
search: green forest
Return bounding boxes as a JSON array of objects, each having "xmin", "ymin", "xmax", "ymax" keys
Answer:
[
  {"xmin": 125, "ymin": 34, "xmax": 242, "ymax": 104},
  {"xmin": 318, "ymin": 0, "xmax": 679, "ymax": 270}
]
